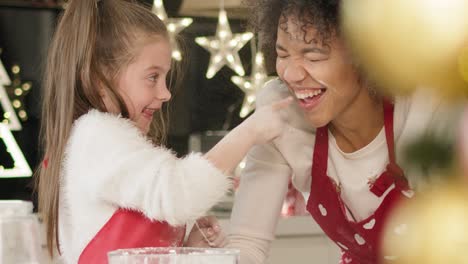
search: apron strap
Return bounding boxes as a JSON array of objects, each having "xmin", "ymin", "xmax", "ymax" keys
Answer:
[
  {"xmin": 380, "ymin": 99, "xmax": 409, "ymax": 192},
  {"xmin": 383, "ymin": 99, "xmax": 396, "ymax": 164},
  {"xmin": 313, "ymin": 126, "xmax": 329, "ymax": 176}
]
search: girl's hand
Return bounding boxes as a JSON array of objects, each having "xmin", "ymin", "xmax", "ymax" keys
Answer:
[
  {"xmin": 243, "ymin": 96, "xmax": 293, "ymax": 145},
  {"xmin": 185, "ymin": 216, "xmax": 227, "ymax": 248}
]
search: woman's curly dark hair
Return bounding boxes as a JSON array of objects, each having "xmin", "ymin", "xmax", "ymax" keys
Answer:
[{"xmin": 247, "ymin": 0, "xmax": 341, "ymax": 73}]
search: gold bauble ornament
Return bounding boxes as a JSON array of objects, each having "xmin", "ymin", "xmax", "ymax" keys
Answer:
[
  {"xmin": 459, "ymin": 45, "xmax": 468, "ymax": 84},
  {"xmin": 460, "ymin": 108, "xmax": 468, "ymax": 177},
  {"xmin": 341, "ymin": 0, "xmax": 468, "ymax": 98},
  {"xmin": 381, "ymin": 181, "xmax": 468, "ymax": 263}
]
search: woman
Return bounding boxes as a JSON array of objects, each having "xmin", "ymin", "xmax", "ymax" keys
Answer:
[{"xmin": 227, "ymin": 0, "xmax": 461, "ymax": 263}]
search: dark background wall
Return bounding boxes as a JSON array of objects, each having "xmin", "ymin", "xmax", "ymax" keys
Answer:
[
  {"xmin": 0, "ymin": 3, "xmax": 57, "ymax": 201},
  {"xmin": 0, "ymin": 0, "xmax": 252, "ymax": 203}
]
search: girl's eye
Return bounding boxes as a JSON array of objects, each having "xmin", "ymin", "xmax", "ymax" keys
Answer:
[{"xmin": 148, "ymin": 74, "xmax": 159, "ymax": 83}]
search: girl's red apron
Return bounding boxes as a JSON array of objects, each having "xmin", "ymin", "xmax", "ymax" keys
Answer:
[
  {"xmin": 78, "ymin": 209, "xmax": 185, "ymax": 263},
  {"xmin": 306, "ymin": 100, "xmax": 413, "ymax": 264}
]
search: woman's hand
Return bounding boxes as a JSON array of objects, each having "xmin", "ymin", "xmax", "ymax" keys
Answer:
[{"xmin": 185, "ymin": 216, "xmax": 227, "ymax": 248}]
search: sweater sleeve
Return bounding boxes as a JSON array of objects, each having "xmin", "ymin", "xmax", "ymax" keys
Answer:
[
  {"xmin": 63, "ymin": 110, "xmax": 231, "ymax": 226},
  {"xmin": 227, "ymin": 143, "xmax": 291, "ymax": 264},
  {"xmin": 227, "ymin": 79, "xmax": 293, "ymax": 263}
]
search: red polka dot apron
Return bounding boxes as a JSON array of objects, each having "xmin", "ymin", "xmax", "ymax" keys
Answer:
[
  {"xmin": 78, "ymin": 209, "xmax": 186, "ymax": 264},
  {"xmin": 306, "ymin": 100, "xmax": 414, "ymax": 264}
]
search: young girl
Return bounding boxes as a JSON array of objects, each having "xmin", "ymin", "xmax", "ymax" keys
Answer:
[{"xmin": 36, "ymin": 0, "xmax": 292, "ymax": 263}]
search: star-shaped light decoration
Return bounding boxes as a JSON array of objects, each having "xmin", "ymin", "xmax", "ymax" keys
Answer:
[
  {"xmin": 0, "ymin": 53, "xmax": 22, "ymax": 131},
  {"xmin": 231, "ymin": 51, "xmax": 275, "ymax": 117},
  {"xmin": 152, "ymin": 0, "xmax": 193, "ymax": 61},
  {"xmin": 195, "ymin": 9, "xmax": 253, "ymax": 79},
  {"xmin": 0, "ymin": 123, "xmax": 32, "ymax": 177}
]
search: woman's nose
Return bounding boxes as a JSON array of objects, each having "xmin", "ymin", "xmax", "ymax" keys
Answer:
[{"xmin": 282, "ymin": 61, "xmax": 307, "ymax": 84}]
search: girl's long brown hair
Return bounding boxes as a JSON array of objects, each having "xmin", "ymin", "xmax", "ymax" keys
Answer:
[{"xmin": 35, "ymin": 0, "xmax": 174, "ymax": 256}]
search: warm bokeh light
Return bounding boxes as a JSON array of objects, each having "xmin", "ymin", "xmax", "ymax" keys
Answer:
[{"xmin": 342, "ymin": 0, "xmax": 468, "ymax": 98}]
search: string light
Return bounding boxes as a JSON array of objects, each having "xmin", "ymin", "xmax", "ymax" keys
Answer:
[
  {"xmin": 152, "ymin": 0, "xmax": 193, "ymax": 61},
  {"xmin": 195, "ymin": 9, "xmax": 253, "ymax": 79},
  {"xmin": 6, "ymin": 64, "xmax": 32, "ymax": 123},
  {"xmin": 231, "ymin": 40, "xmax": 274, "ymax": 117}
]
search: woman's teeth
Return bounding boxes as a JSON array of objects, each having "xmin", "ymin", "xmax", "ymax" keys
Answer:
[{"xmin": 295, "ymin": 89, "xmax": 324, "ymax": 99}]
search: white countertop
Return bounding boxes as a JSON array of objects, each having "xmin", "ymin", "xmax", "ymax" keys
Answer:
[
  {"xmin": 216, "ymin": 215, "xmax": 341, "ymax": 264},
  {"xmin": 217, "ymin": 215, "xmax": 326, "ymax": 237}
]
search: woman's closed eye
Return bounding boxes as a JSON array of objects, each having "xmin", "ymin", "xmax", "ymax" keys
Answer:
[
  {"xmin": 305, "ymin": 57, "xmax": 325, "ymax": 63},
  {"xmin": 277, "ymin": 52, "xmax": 289, "ymax": 59},
  {"xmin": 303, "ymin": 54, "xmax": 329, "ymax": 63}
]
